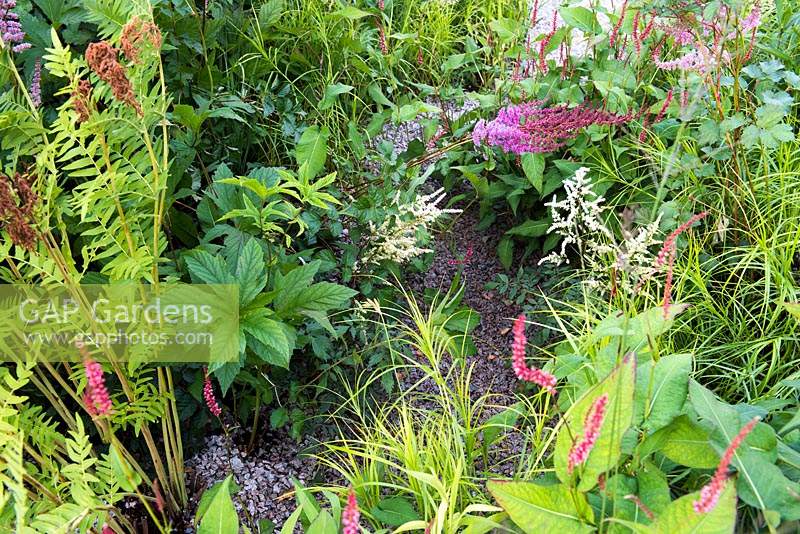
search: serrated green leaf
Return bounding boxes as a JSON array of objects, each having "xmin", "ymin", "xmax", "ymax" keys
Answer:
[{"xmin": 235, "ymin": 239, "xmax": 266, "ymax": 307}]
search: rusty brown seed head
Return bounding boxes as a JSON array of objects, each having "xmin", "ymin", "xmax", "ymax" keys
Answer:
[
  {"xmin": 120, "ymin": 16, "xmax": 162, "ymax": 63},
  {"xmin": 86, "ymin": 41, "xmax": 142, "ymax": 115}
]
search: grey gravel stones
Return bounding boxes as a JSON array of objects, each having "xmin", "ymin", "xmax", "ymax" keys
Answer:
[
  {"xmin": 365, "ymin": 97, "xmax": 480, "ymax": 173},
  {"xmin": 185, "ymin": 431, "xmax": 318, "ymax": 528}
]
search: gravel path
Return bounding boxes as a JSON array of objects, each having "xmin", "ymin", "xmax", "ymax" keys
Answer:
[
  {"xmin": 185, "ymin": 431, "xmax": 320, "ymax": 529},
  {"xmin": 405, "ymin": 207, "xmax": 525, "ymax": 402}
]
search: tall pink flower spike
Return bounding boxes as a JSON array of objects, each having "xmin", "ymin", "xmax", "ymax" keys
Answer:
[
  {"xmin": 511, "ymin": 314, "xmax": 557, "ymax": 394},
  {"xmin": 656, "ymin": 211, "xmax": 708, "ymax": 316},
  {"xmin": 693, "ymin": 416, "xmax": 760, "ymax": 513},
  {"xmin": 567, "ymin": 393, "xmax": 609, "ymax": 474},
  {"xmin": 77, "ymin": 341, "xmax": 112, "ymax": 416},
  {"xmin": 342, "ymin": 488, "xmax": 360, "ymax": 534},
  {"xmin": 203, "ymin": 368, "xmax": 222, "ymax": 417}
]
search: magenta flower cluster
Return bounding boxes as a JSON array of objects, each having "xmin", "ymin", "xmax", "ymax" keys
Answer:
[
  {"xmin": 473, "ymin": 101, "xmax": 634, "ymax": 154},
  {"xmin": 567, "ymin": 393, "xmax": 609, "ymax": 474},
  {"xmin": 203, "ymin": 368, "xmax": 222, "ymax": 417},
  {"xmin": 0, "ymin": 0, "xmax": 29, "ymax": 53}
]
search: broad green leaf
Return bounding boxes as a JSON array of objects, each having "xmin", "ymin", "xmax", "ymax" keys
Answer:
[
  {"xmin": 367, "ymin": 83, "xmax": 393, "ymax": 107},
  {"xmin": 506, "ymin": 218, "xmax": 549, "ymax": 237},
  {"xmin": 295, "ymin": 126, "xmax": 330, "ymax": 180},
  {"xmin": 334, "ymin": 6, "xmax": 371, "ymax": 19},
  {"xmin": 243, "ymin": 316, "xmax": 293, "ymax": 368},
  {"xmin": 521, "ymin": 153, "xmax": 545, "ymax": 193},
  {"xmin": 195, "ymin": 475, "xmax": 239, "ymax": 522},
  {"xmin": 276, "ymin": 282, "xmax": 356, "ymax": 317},
  {"xmin": 198, "ymin": 475, "xmax": 239, "ymax": 534},
  {"xmin": 624, "ymin": 305, "xmax": 689, "ymax": 356},
  {"xmin": 635, "ymin": 353, "xmax": 691, "ymax": 431},
  {"xmin": 306, "ymin": 510, "xmax": 336, "ymax": 534},
  {"xmin": 690, "ymin": 381, "xmax": 786, "ymax": 513},
  {"xmin": 555, "ymin": 355, "xmax": 636, "ymax": 491},
  {"xmin": 488, "ymin": 18, "xmax": 520, "ymax": 43},
  {"xmin": 782, "ymin": 302, "xmax": 800, "ymax": 323},
  {"xmin": 560, "ymin": 6, "xmax": 599, "ymax": 33},
  {"xmin": 487, "ymin": 480, "xmax": 594, "ymax": 533},
  {"xmin": 319, "ymin": 83, "xmax": 354, "ymax": 111},
  {"xmin": 497, "ymin": 237, "xmax": 513, "ymax": 270},
  {"xmin": 735, "ymin": 456, "xmax": 800, "ymax": 520},
  {"xmin": 638, "ymin": 461, "xmax": 671, "ymax": 516},
  {"xmin": 651, "ymin": 480, "xmax": 736, "ymax": 534},
  {"xmin": 441, "ymin": 53, "xmax": 467, "ymax": 72},
  {"xmin": 273, "ymin": 261, "xmax": 321, "ymax": 313},
  {"xmin": 371, "ymin": 497, "xmax": 419, "ymax": 526},
  {"xmin": 656, "ymin": 415, "xmax": 719, "ymax": 469},
  {"xmin": 482, "ymin": 402, "xmax": 524, "ymax": 449}
]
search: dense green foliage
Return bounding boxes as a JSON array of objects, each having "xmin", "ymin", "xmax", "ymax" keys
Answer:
[{"xmin": 1, "ymin": 0, "xmax": 799, "ymax": 532}]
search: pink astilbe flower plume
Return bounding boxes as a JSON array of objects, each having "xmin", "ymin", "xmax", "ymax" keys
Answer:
[
  {"xmin": 567, "ymin": 393, "xmax": 609, "ymax": 474},
  {"xmin": 83, "ymin": 357, "xmax": 112, "ymax": 416},
  {"xmin": 693, "ymin": 416, "xmax": 760, "ymax": 513},
  {"xmin": 511, "ymin": 314, "xmax": 557, "ymax": 394},
  {"xmin": 203, "ymin": 368, "xmax": 222, "ymax": 417},
  {"xmin": 342, "ymin": 488, "xmax": 360, "ymax": 534},
  {"xmin": 473, "ymin": 101, "xmax": 634, "ymax": 155}
]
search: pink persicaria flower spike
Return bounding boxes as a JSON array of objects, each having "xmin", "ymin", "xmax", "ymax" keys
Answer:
[
  {"xmin": 342, "ymin": 488, "xmax": 360, "ymax": 534},
  {"xmin": 83, "ymin": 358, "xmax": 112, "ymax": 416},
  {"xmin": 609, "ymin": 0, "xmax": 627, "ymax": 48},
  {"xmin": 511, "ymin": 314, "xmax": 557, "ymax": 394},
  {"xmin": 203, "ymin": 368, "xmax": 222, "ymax": 417},
  {"xmin": 693, "ymin": 416, "xmax": 760, "ymax": 513},
  {"xmin": 567, "ymin": 393, "xmax": 609, "ymax": 474},
  {"xmin": 655, "ymin": 211, "xmax": 708, "ymax": 316}
]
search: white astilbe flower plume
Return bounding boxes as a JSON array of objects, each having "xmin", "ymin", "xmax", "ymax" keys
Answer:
[
  {"xmin": 540, "ymin": 167, "xmax": 662, "ymax": 294},
  {"xmin": 360, "ymin": 188, "xmax": 460, "ymax": 267}
]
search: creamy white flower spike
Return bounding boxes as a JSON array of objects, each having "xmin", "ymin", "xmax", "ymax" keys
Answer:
[
  {"xmin": 360, "ymin": 188, "xmax": 461, "ymax": 267},
  {"xmin": 540, "ymin": 167, "xmax": 662, "ymax": 294}
]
